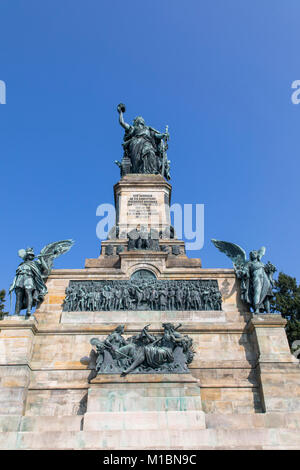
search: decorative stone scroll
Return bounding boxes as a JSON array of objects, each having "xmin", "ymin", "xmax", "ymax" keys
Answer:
[
  {"xmin": 87, "ymin": 323, "xmax": 194, "ymax": 379},
  {"xmin": 63, "ymin": 279, "xmax": 222, "ymax": 312}
]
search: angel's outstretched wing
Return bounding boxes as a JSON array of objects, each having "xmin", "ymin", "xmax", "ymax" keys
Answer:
[
  {"xmin": 211, "ymin": 239, "xmax": 247, "ymax": 266},
  {"xmin": 38, "ymin": 239, "xmax": 74, "ymax": 273},
  {"xmin": 257, "ymin": 246, "xmax": 266, "ymax": 260}
]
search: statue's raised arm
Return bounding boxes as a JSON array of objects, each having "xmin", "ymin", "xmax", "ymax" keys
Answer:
[{"xmin": 117, "ymin": 103, "xmax": 130, "ymax": 131}]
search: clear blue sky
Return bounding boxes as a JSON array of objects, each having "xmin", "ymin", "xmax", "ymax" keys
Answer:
[{"xmin": 1, "ymin": 0, "xmax": 300, "ymax": 309}]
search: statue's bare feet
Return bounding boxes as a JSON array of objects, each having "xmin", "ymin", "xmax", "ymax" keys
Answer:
[{"xmin": 120, "ymin": 371, "xmax": 128, "ymax": 377}]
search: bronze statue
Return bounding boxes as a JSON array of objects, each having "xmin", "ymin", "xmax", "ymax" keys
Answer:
[
  {"xmin": 88, "ymin": 323, "xmax": 195, "ymax": 378},
  {"xmin": 9, "ymin": 240, "xmax": 74, "ymax": 317},
  {"xmin": 116, "ymin": 103, "xmax": 170, "ymax": 179},
  {"xmin": 211, "ymin": 239, "xmax": 276, "ymax": 314}
]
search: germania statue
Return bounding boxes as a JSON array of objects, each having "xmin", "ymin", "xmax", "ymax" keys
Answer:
[
  {"xmin": 211, "ymin": 239, "xmax": 276, "ymax": 314},
  {"xmin": 115, "ymin": 103, "xmax": 170, "ymax": 179},
  {"xmin": 9, "ymin": 240, "xmax": 74, "ymax": 317}
]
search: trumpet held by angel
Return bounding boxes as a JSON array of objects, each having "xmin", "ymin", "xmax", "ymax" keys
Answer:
[{"xmin": 211, "ymin": 239, "xmax": 276, "ymax": 314}]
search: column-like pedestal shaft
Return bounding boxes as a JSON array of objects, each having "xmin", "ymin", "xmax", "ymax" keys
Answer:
[{"xmin": 248, "ymin": 315, "xmax": 300, "ymax": 413}]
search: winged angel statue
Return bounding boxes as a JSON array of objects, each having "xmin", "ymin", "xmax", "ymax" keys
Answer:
[
  {"xmin": 211, "ymin": 239, "xmax": 276, "ymax": 314},
  {"xmin": 9, "ymin": 240, "xmax": 74, "ymax": 317}
]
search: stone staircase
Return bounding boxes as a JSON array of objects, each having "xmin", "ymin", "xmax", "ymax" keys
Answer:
[{"xmin": 1, "ymin": 411, "xmax": 300, "ymax": 449}]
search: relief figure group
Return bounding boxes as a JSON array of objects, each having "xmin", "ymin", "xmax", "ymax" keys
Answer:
[{"xmin": 63, "ymin": 279, "xmax": 222, "ymax": 312}]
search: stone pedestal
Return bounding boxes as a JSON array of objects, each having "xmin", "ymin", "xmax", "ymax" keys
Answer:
[
  {"xmin": 86, "ymin": 173, "xmax": 202, "ymax": 264},
  {"xmin": 84, "ymin": 373, "xmax": 205, "ymax": 435},
  {"xmin": 248, "ymin": 315, "xmax": 300, "ymax": 413},
  {"xmin": 114, "ymin": 174, "xmax": 172, "ymax": 235},
  {"xmin": 0, "ymin": 316, "xmax": 37, "ymax": 417}
]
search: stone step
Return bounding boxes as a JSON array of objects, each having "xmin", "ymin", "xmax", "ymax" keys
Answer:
[
  {"xmin": 0, "ymin": 415, "xmax": 83, "ymax": 432},
  {"xmin": 20, "ymin": 415, "xmax": 83, "ymax": 432},
  {"xmin": 0, "ymin": 427, "xmax": 300, "ymax": 449},
  {"xmin": 206, "ymin": 412, "xmax": 300, "ymax": 430},
  {"xmin": 2, "ymin": 411, "xmax": 300, "ymax": 435},
  {"xmin": 0, "ymin": 412, "xmax": 205, "ymax": 433}
]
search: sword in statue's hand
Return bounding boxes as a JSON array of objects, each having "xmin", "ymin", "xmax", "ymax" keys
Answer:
[{"xmin": 161, "ymin": 125, "xmax": 169, "ymax": 177}]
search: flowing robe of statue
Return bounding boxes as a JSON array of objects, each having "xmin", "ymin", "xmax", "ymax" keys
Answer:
[
  {"xmin": 123, "ymin": 124, "xmax": 161, "ymax": 174},
  {"xmin": 10, "ymin": 258, "xmax": 48, "ymax": 310},
  {"xmin": 248, "ymin": 257, "xmax": 274, "ymax": 309},
  {"xmin": 120, "ymin": 324, "xmax": 184, "ymax": 375},
  {"xmin": 143, "ymin": 337, "xmax": 174, "ymax": 368}
]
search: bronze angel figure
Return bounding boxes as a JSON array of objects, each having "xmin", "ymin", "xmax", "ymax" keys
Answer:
[
  {"xmin": 211, "ymin": 239, "xmax": 276, "ymax": 314},
  {"xmin": 9, "ymin": 240, "xmax": 74, "ymax": 317}
]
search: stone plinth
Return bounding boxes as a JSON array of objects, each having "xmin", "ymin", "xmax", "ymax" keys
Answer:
[
  {"xmin": 249, "ymin": 315, "xmax": 295, "ymax": 363},
  {"xmin": 0, "ymin": 316, "xmax": 37, "ymax": 417},
  {"xmin": 84, "ymin": 373, "xmax": 206, "ymax": 433},
  {"xmin": 114, "ymin": 174, "xmax": 172, "ymax": 235},
  {"xmin": 247, "ymin": 315, "xmax": 300, "ymax": 413}
]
